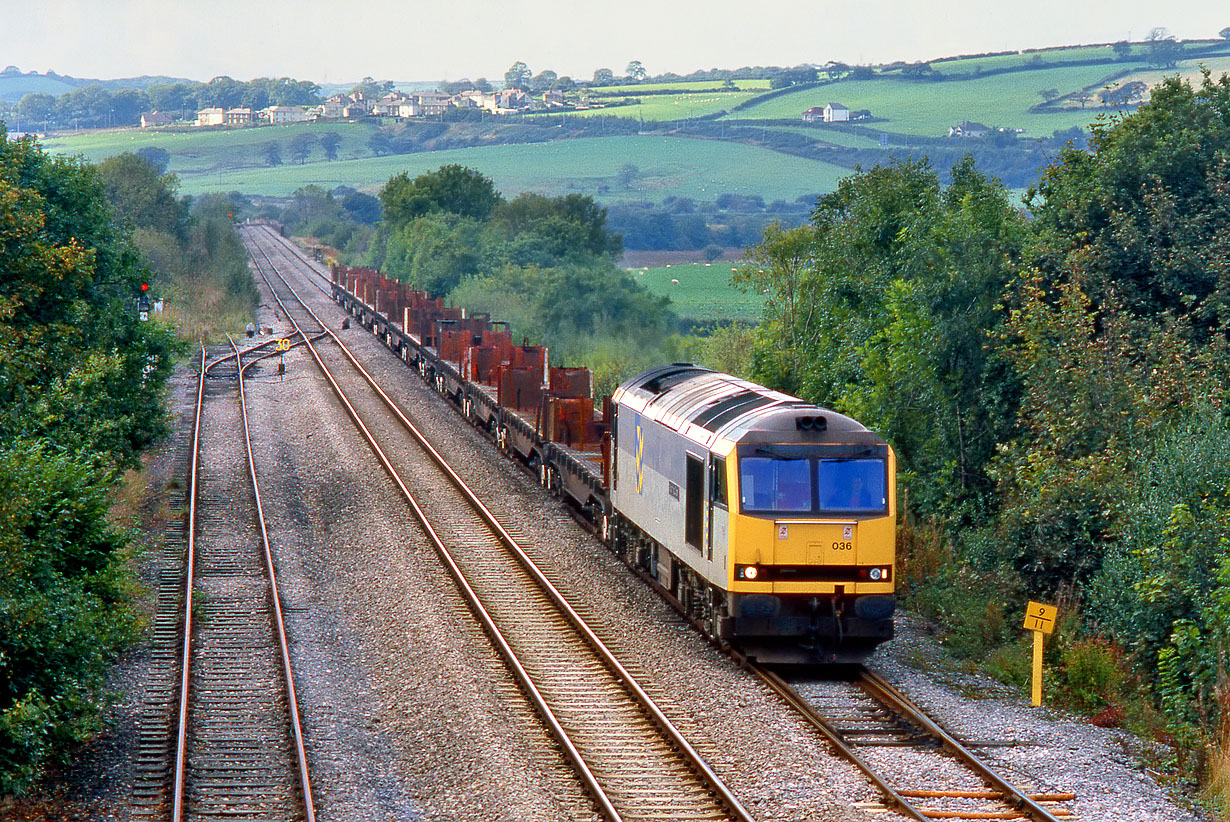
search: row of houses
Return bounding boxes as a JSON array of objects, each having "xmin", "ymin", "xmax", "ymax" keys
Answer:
[{"xmin": 140, "ymin": 86, "xmax": 570, "ymax": 129}]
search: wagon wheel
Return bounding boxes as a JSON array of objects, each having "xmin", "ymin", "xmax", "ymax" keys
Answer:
[{"xmin": 546, "ymin": 465, "xmax": 562, "ymax": 497}]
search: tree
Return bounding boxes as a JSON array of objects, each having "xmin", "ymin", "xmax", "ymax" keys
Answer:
[
  {"xmin": 200, "ymin": 75, "xmax": 246, "ymax": 108},
  {"xmin": 616, "ymin": 163, "xmax": 640, "ymax": 189},
  {"xmin": 1038, "ymin": 88, "xmax": 1060, "ymax": 103},
  {"xmin": 592, "ymin": 68, "xmax": 615, "ymax": 86},
  {"xmin": 97, "ymin": 152, "xmax": 189, "ymax": 242},
  {"xmin": 1146, "ymin": 27, "xmax": 1181, "ymax": 67},
  {"xmin": 739, "ymin": 157, "xmax": 1026, "ymax": 512},
  {"xmin": 350, "ymin": 76, "xmax": 392, "ymax": 100},
  {"xmin": 626, "ymin": 60, "xmax": 647, "ymax": 82},
  {"xmin": 379, "ymin": 164, "xmax": 503, "ymax": 227},
  {"xmin": 1221, "ymin": 26, "xmax": 1230, "ymax": 40},
  {"xmin": 504, "ymin": 61, "xmax": 531, "ymax": 90},
  {"xmin": 530, "ymin": 70, "xmax": 558, "ymax": 93},
  {"xmin": 14, "ymin": 93, "xmax": 54, "ymax": 125},
  {"xmin": 493, "ymin": 192, "xmax": 623, "ymax": 262},
  {"xmin": 474, "ymin": 77, "xmax": 493, "ymax": 93},
  {"xmin": 288, "ymin": 131, "xmax": 316, "ymax": 164},
  {"xmin": 367, "ymin": 130, "xmax": 392, "ymax": 157},
  {"xmin": 134, "ymin": 146, "xmax": 170, "ymax": 174},
  {"xmin": 0, "ymin": 137, "xmax": 173, "ymax": 465},
  {"xmin": 554, "ymin": 76, "xmax": 577, "ymax": 92},
  {"xmin": 319, "ymin": 131, "xmax": 343, "ymax": 161},
  {"xmin": 1029, "ymin": 72, "xmax": 1230, "ymax": 335},
  {"xmin": 262, "ymin": 140, "xmax": 283, "ymax": 166},
  {"xmin": 341, "ymin": 191, "xmax": 381, "ymax": 224},
  {"xmin": 441, "ymin": 79, "xmax": 475, "ymax": 95},
  {"xmin": 1112, "ymin": 40, "xmax": 1133, "ymax": 59}
]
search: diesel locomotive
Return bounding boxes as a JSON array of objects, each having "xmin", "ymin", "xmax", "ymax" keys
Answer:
[
  {"xmin": 609, "ymin": 364, "xmax": 896, "ymax": 664},
  {"xmin": 325, "ymin": 254, "xmax": 896, "ymax": 664}
]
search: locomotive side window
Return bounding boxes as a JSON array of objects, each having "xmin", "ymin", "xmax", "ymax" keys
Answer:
[
  {"xmin": 740, "ymin": 457, "xmax": 813, "ymax": 513},
  {"xmin": 710, "ymin": 457, "xmax": 727, "ymax": 507},
  {"xmin": 818, "ymin": 458, "xmax": 887, "ymax": 513}
]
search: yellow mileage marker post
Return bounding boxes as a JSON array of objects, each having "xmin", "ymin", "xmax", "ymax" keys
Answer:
[{"xmin": 1024, "ymin": 601, "xmax": 1058, "ymax": 706}]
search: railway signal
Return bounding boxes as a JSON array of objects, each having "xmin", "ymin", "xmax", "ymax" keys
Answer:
[
  {"xmin": 1023, "ymin": 600, "xmax": 1058, "ymax": 706},
  {"xmin": 137, "ymin": 283, "xmax": 151, "ymax": 322}
]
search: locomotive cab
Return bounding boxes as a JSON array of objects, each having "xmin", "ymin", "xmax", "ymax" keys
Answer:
[{"xmin": 725, "ymin": 421, "xmax": 897, "ymax": 664}]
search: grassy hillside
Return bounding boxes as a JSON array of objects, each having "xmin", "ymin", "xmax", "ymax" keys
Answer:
[
  {"xmin": 212, "ymin": 136, "xmax": 843, "ymax": 202},
  {"xmin": 725, "ymin": 64, "xmax": 1124, "ymax": 136},
  {"xmin": 0, "ymin": 73, "xmax": 76, "ymax": 103},
  {"xmin": 34, "ymin": 40, "xmax": 1230, "ymax": 222}
]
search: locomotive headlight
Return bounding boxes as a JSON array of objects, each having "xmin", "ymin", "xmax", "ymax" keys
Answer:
[
  {"xmin": 744, "ymin": 565, "xmax": 758, "ymax": 580},
  {"xmin": 869, "ymin": 567, "xmax": 882, "ymax": 581}
]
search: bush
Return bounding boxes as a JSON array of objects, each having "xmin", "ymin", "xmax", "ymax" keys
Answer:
[
  {"xmin": 0, "ymin": 440, "xmax": 138, "ymax": 794},
  {"xmin": 1058, "ymin": 638, "xmax": 1126, "ymax": 712},
  {"xmin": 985, "ymin": 639, "xmax": 1032, "ymax": 688}
]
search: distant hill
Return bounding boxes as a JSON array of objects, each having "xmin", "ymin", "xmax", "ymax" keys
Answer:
[{"xmin": 0, "ymin": 68, "xmax": 193, "ymax": 102}]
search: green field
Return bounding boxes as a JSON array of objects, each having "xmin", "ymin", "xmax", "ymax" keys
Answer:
[
  {"xmin": 725, "ymin": 63, "xmax": 1125, "ymax": 136},
  {"xmin": 766, "ymin": 126, "xmax": 886, "ymax": 148},
  {"xmin": 568, "ymin": 91, "xmax": 762, "ymax": 121},
  {"xmin": 588, "ymin": 79, "xmax": 771, "ymax": 94},
  {"xmin": 45, "ymin": 122, "xmax": 376, "ymax": 174},
  {"xmin": 1111, "ymin": 56, "xmax": 1230, "ymax": 95},
  {"xmin": 45, "ymin": 132, "xmax": 848, "ymax": 203},
  {"xmin": 632, "ymin": 262, "xmax": 765, "ymax": 322},
  {"xmin": 924, "ymin": 41, "xmax": 1226, "ymax": 76},
  {"xmin": 925, "ymin": 46, "xmax": 1121, "ymax": 75}
]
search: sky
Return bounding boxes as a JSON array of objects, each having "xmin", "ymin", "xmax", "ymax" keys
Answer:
[{"xmin": 2, "ymin": 0, "xmax": 1226, "ymax": 85}]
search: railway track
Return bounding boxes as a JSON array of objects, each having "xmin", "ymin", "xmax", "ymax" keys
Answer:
[
  {"xmin": 148, "ymin": 340, "xmax": 317, "ymax": 821},
  {"xmin": 752, "ymin": 666, "xmax": 1075, "ymax": 821},
  {"xmin": 243, "ymin": 225, "xmax": 754, "ymax": 822}
]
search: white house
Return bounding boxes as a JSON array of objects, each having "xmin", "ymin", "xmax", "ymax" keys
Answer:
[
  {"xmin": 318, "ymin": 96, "xmax": 349, "ymax": 119},
  {"xmin": 195, "ymin": 107, "xmax": 224, "ymax": 126},
  {"xmin": 823, "ymin": 103, "xmax": 850, "ymax": 123},
  {"xmin": 948, "ymin": 121, "xmax": 989, "ymax": 138},
  {"xmin": 262, "ymin": 105, "xmax": 308, "ymax": 124}
]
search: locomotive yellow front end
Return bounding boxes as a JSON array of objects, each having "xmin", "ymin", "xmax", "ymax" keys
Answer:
[{"xmin": 722, "ymin": 429, "xmax": 897, "ymax": 663}]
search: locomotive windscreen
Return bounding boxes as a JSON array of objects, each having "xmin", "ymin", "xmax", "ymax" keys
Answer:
[
  {"xmin": 817, "ymin": 458, "xmax": 887, "ymax": 513},
  {"xmin": 738, "ymin": 452, "xmax": 888, "ymax": 515}
]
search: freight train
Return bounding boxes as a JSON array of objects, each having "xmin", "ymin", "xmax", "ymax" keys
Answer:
[{"xmin": 329, "ymin": 262, "xmax": 896, "ymax": 664}]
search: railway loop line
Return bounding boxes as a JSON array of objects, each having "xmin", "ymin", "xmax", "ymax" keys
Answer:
[
  {"xmin": 134, "ymin": 338, "xmax": 317, "ymax": 822},
  {"xmin": 243, "ymin": 225, "xmax": 754, "ymax": 822}
]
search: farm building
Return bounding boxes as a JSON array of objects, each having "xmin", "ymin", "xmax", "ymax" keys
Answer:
[{"xmin": 140, "ymin": 111, "xmax": 173, "ymax": 128}]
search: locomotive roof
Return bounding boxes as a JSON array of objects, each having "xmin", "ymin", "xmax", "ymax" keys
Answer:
[{"xmin": 613, "ymin": 364, "xmax": 883, "ymax": 449}]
